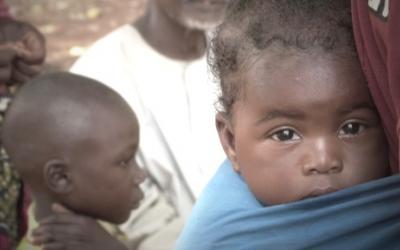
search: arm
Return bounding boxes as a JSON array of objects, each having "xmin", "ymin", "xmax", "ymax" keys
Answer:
[
  {"xmin": 32, "ymin": 204, "xmax": 129, "ymax": 250},
  {"xmin": 0, "ymin": 18, "xmax": 45, "ymax": 91},
  {"xmin": 0, "ymin": 0, "xmax": 10, "ymax": 18}
]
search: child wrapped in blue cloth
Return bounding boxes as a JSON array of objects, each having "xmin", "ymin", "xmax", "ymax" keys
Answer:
[{"xmin": 176, "ymin": 0, "xmax": 400, "ymax": 249}]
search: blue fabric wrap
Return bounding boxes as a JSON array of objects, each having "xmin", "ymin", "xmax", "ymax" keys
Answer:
[{"xmin": 176, "ymin": 160, "xmax": 400, "ymax": 250}]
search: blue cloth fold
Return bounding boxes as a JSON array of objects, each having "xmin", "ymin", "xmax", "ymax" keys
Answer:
[{"xmin": 176, "ymin": 160, "xmax": 400, "ymax": 250}]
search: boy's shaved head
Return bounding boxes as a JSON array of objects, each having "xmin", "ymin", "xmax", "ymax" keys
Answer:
[
  {"xmin": 3, "ymin": 72, "xmax": 144, "ymax": 224},
  {"xmin": 2, "ymin": 72, "xmax": 134, "ymax": 187}
]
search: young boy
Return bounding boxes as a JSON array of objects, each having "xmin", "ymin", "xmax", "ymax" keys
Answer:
[
  {"xmin": 176, "ymin": 0, "xmax": 400, "ymax": 249},
  {"xmin": 2, "ymin": 72, "xmax": 146, "ymax": 249}
]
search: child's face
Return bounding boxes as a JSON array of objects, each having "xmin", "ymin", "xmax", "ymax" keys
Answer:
[
  {"xmin": 222, "ymin": 53, "xmax": 388, "ymax": 205},
  {"xmin": 67, "ymin": 107, "xmax": 145, "ymax": 224}
]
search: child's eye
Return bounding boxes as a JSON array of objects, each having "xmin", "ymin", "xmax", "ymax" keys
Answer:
[
  {"xmin": 270, "ymin": 128, "xmax": 300, "ymax": 142},
  {"xmin": 119, "ymin": 154, "xmax": 135, "ymax": 167},
  {"xmin": 338, "ymin": 122, "xmax": 366, "ymax": 138}
]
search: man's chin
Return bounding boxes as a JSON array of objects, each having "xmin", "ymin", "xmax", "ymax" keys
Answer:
[{"xmin": 184, "ymin": 18, "xmax": 222, "ymax": 31}]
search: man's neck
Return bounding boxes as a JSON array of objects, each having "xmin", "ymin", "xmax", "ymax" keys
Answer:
[{"xmin": 134, "ymin": 2, "xmax": 207, "ymax": 61}]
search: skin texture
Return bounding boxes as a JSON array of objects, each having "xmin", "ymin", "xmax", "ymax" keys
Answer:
[
  {"xmin": 30, "ymin": 105, "xmax": 144, "ymax": 249},
  {"xmin": 217, "ymin": 52, "xmax": 389, "ymax": 205},
  {"xmin": 0, "ymin": 18, "xmax": 45, "ymax": 93},
  {"xmin": 2, "ymin": 73, "xmax": 145, "ymax": 250},
  {"xmin": 135, "ymin": 0, "xmax": 227, "ymax": 60},
  {"xmin": 55, "ymin": 97, "xmax": 144, "ymax": 224},
  {"xmin": 31, "ymin": 204, "xmax": 128, "ymax": 250}
]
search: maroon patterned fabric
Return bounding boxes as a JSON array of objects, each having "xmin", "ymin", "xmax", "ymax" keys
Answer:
[{"xmin": 352, "ymin": 0, "xmax": 400, "ymax": 173}]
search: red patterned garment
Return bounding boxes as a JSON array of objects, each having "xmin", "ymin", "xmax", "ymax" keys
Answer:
[
  {"xmin": 352, "ymin": 0, "xmax": 400, "ymax": 173},
  {"xmin": 0, "ymin": 1, "xmax": 29, "ymax": 249},
  {"xmin": 0, "ymin": 100, "xmax": 29, "ymax": 249}
]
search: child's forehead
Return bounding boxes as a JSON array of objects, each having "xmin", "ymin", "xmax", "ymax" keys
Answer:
[
  {"xmin": 243, "ymin": 49, "xmax": 357, "ymax": 81},
  {"xmin": 67, "ymin": 109, "xmax": 139, "ymax": 157},
  {"xmin": 92, "ymin": 105, "xmax": 138, "ymax": 131},
  {"xmin": 48, "ymin": 99, "xmax": 138, "ymax": 142},
  {"xmin": 237, "ymin": 49, "xmax": 365, "ymax": 101}
]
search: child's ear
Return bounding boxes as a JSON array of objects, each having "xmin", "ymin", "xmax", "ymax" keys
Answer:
[
  {"xmin": 43, "ymin": 159, "xmax": 73, "ymax": 194},
  {"xmin": 216, "ymin": 113, "xmax": 240, "ymax": 173}
]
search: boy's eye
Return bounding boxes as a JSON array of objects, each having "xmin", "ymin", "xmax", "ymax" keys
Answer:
[
  {"xmin": 338, "ymin": 122, "xmax": 366, "ymax": 137},
  {"xmin": 270, "ymin": 128, "xmax": 300, "ymax": 142},
  {"xmin": 119, "ymin": 154, "xmax": 135, "ymax": 167}
]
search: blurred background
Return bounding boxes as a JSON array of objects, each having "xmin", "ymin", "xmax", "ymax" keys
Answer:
[{"xmin": 7, "ymin": 0, "xmax": 146, "ymax": 72}]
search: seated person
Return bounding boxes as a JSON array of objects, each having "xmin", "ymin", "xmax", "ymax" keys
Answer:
[
  {"xmin": 176, "ymin": 0, "xmax": 400, "ymax": 249},
  {"xmin": 2, "ymin": 72, "xmax": 145, "ymax": 249}
]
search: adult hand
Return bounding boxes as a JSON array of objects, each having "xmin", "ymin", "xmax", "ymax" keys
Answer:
[
  {"xmin": 31, "ymin": 203, "xmax": 128, "ymax": 250},
  {"xmin": 0, "ymin": 18, "xmax": 45, "ymax": 89},
  {"xmin": 0, "ymin": 43, "xmax": 16, "ymax": 92}
]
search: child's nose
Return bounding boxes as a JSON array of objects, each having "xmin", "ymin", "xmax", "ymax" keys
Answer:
[
  {"xmin": 132, "ymin": 166, "xmax": 146, "ymax": 185},
  {"xmin": 302, "ymin": 138, "xmax": 343, "ymax": 175}
]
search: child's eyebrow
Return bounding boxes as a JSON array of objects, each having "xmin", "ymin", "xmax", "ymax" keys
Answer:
[
  {"xmin": 255, "ymin": 109, "xmax": 305, "ymax": 126},
  {"xmin": 116, "ymin": 143, "xmax": 138, "ymax": 158},
  {"xmin": 125, "ymin": 143, "xmax": 138, "ymax": 152},
  {"xmin": 338, "ymin": 102, "xmax": 376, "ymax": 115}
]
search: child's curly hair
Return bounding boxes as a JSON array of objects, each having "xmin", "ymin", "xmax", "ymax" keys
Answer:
[{"xmin": 209, "ymin": 0, "xmax": 355, "ymax": 117}]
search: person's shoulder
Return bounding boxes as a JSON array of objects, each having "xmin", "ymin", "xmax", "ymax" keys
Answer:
[
  {"xmin": 77, "ymin": 24, "xmax": 139, "ymax": 57},
  {"xmin": 70, "ymin": 24, "xmax": 140, "ymax": 75},
  {"xmin": 102, "ymin": 24, "xmax": 143, "ymax": 44}
]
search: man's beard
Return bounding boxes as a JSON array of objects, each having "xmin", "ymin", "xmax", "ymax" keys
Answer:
[{"xmin": 183, "ymin": 17, "xmax": 223, "ymax": 31}]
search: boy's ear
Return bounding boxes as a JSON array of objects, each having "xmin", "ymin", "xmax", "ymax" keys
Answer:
[
  {"xmin": 43, "ymin": 159, "xmax": 73, "ymax": 194},
  {"xmin": 216, "ymin": 113, "xmax": 240, "ymax": 173}
]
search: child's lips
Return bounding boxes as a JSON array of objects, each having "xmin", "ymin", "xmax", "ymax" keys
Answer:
[
  {"xmin": 131, "ymin": 187, "xmax": 144, "ymax": 208},
  {"xmin": 132, "ymin": 201, "xmax": 141, "ymax": 209},
  {"xmin": 304, "ymin": 187, "xmax": 338, "ymax": 199}
]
